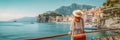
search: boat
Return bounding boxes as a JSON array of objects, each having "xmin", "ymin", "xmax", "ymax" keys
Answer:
[{"xmin": 85, "ymin": 24, "xmax": 97, "ymax": 30}]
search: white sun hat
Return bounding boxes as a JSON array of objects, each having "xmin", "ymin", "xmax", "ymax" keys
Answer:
[{"xmin": 73, "ymin": 10, "xmax": 83, "ymax": 17}]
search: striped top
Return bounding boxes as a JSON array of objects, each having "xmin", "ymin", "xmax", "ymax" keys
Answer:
[{"xmin": 70, "ymin": 19, "xmax": 84, "ymax": 35}]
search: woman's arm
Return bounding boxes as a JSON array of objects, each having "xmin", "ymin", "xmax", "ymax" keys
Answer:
[{"xmin": 68, "ymin": 21, "xmax": 74, "ymax": 34}]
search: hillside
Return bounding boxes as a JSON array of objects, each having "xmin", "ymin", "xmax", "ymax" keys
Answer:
[
  {"xmin": 100, "ymin": 0, "xmax": 120, "ymax": 30},
  {"xmin": 55, "ymin": 3, "xmax": 95, "ymax": 15}
]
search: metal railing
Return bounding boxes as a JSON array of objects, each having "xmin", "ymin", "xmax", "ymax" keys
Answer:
[{"xmin": 25, "ymin": 28, "xmax": 120, "ymax": 40}]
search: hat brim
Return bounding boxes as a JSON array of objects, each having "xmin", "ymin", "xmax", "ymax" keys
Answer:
[
  {"xmin": 73, "ymin": 10, "xmax": 83, "ymax": 17},
  {"xmin": 73, "ymin": 13, "xmax": 81, "ymax": 17}
]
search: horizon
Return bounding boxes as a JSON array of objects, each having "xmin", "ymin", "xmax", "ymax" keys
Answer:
[{"xmin": 0, "ymin": 0, "xmax": 106, "ymax": 21}]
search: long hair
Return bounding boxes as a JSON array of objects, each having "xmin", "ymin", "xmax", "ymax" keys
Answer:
[{"xmin": 73, "ymin": 16, "xmax": 82, "ymax": 22}]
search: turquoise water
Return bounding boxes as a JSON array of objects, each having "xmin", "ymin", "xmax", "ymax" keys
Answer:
[{"xmin": 0, "ymin": 22, "xmax": 114, "ymax": 40}]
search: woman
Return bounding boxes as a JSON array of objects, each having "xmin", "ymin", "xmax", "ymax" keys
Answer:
[{"xmin": 68, "ymin": 10, "xmax": 86, "ymax": 40}]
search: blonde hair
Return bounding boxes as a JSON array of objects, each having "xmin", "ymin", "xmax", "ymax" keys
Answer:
[{"xmin": 73, "ymin": 16, "xmax": 82, "ymax": 22}]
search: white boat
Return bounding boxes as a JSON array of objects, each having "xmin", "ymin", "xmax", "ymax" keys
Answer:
[{"xmin": 85, "ymin": 24, "xmax": 97, "ymax": 30}]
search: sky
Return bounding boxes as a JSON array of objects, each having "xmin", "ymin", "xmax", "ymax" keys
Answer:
[{"xmin": 0, "ymin": 0, "xmax": 106, "ymax": 21}]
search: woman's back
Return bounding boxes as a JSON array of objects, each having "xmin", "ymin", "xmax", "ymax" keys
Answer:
[{"xmin": 71, "ymin": 19, "xmax": 84, "ymax": 35}]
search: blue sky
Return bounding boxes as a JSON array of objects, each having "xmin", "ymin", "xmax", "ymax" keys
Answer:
[{"xmin": 0, "ymin": 0, "xmax": 106, "ymax": 21}]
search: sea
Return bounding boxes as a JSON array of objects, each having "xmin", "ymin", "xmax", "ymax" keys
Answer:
[{"xmin": 0, "ymin": 22, "xmax": 115, "ymax": 40}]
